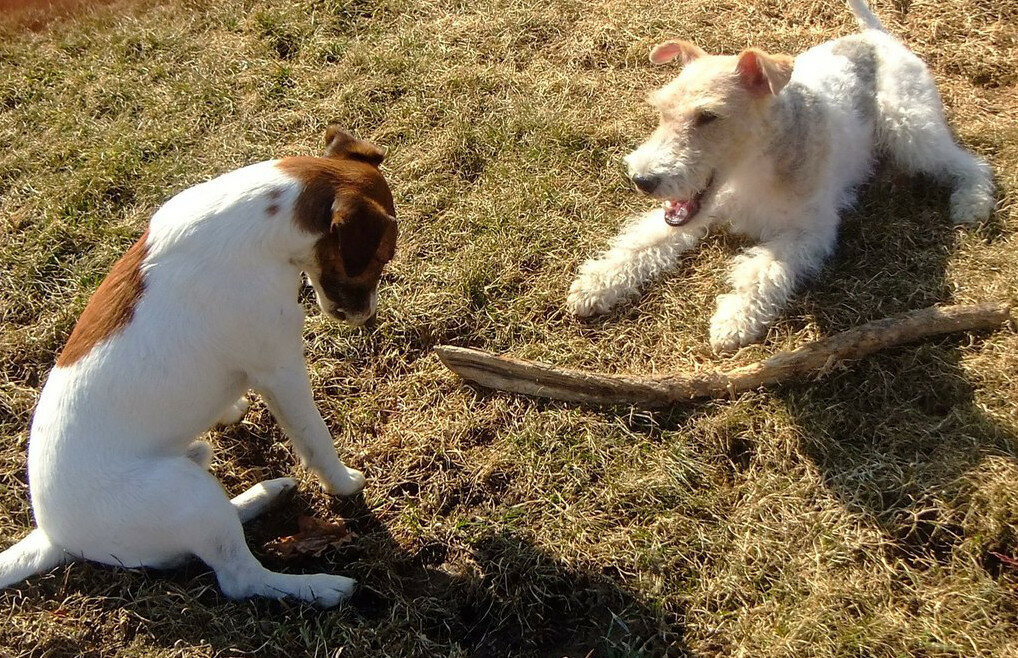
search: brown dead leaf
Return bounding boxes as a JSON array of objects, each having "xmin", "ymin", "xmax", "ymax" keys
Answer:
[
  {"xmin": 989, "ymin": 551, "xmax": 1018, "ymax": 569},
  {"xmin": 262, "ymin": 515, "xmax": 356, "ymax": 559}
]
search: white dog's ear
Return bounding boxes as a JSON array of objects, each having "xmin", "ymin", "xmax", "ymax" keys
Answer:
[
  {"xmin": 735, "ymin": 48, "xmax": 793, "ymax": 96},
  {"xmin": 649, "ymin": 40, "xmax": 706, "ymax": 65}
]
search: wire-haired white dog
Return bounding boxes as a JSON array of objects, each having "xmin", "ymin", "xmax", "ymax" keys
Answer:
[
  {"xmin": 0, "ymin": 127, "xmax": 397, "ymax": 607},
  {"xmin": 567, "ymin": 0, "xmax": 994, "ymax": 352}
]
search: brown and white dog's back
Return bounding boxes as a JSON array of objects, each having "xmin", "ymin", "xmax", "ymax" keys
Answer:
[{"xmin": 0, "ymin": 127, "xmax": 396, "ymax": 607}]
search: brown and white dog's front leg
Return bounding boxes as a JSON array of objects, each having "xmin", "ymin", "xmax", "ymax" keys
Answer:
[{"xmin": 252, "ymin": 364, "xmax": 365, "ymax": 496}]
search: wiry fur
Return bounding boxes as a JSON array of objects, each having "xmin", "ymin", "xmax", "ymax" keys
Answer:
[
  {"xmin": 0, "ymin": 129, "xmax": 396, "ymax": 607},
  {"xmin": 567, "ymin": 0, "xmax": 995, "ymax": 352}
]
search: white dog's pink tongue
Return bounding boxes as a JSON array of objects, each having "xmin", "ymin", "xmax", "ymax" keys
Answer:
[{"xmin": 664, "ymin": 198, "xmax": 699, "ymax": 226}]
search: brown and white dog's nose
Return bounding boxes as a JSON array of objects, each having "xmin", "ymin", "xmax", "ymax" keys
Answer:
[{"xmin": 631, "ymin": 173, "xmax": 660, "ymax": 194}]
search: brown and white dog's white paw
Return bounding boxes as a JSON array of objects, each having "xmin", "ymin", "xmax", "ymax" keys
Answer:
[
  {"xmin": 298, "ymin": 573, "xmax": 357, "ymax": 608},
  {"xmin": 321, "ymin": 466, "xmax": 366, "ymax": 497},
  {"xmin": 216, "ymin": 396, "xmax": 250, "ymax": 426}
]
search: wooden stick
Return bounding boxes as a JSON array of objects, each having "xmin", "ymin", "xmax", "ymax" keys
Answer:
[{"xmin": 435, "ymin": 302, "xmax": 1011, "ymax": 407}]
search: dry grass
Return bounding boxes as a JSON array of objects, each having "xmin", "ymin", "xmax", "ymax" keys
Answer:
[{"xmin": 1, "ymin": 0, "xmax": 1018, "ymax": 655}]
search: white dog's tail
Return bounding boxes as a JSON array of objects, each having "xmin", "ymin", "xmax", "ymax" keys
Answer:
[
  {"xmin": 0, "ymin": 529, "xmax": 67, "ymax": 589},
  {"xmin": 847, "ymin": 0, "xmax": 886, "ymax": 31}
]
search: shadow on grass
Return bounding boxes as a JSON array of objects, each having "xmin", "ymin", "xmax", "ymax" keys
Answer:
[
  {"xmin": 3, "ymin": 492, "xmax": 684, "ymax": 657},
  {"xmin": 769, "ymin": 170, "xmax": 1017, "ymax": 569},
  {"xmin": 328, "ymin": 494, "xmax": 685, "ymax": 657}
]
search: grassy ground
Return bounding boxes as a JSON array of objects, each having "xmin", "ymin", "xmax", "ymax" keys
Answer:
[{"xmin": 1, "ymin": 0, "xmax": 1017, "ymax": 655}]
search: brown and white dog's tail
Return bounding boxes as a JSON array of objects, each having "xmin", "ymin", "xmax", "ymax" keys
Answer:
[
  {"xmin": 0, "ymin": 529, "xmax": 67, "ymax": 589},
  {"xmin": 847, "ymin": 0, "xmax": 886, "ymax": 31}
]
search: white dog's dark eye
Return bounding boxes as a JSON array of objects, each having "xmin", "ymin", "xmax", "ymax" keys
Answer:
[{"xmin": 694, "ymin": 110, "xmax": 719, "ymax": 127}]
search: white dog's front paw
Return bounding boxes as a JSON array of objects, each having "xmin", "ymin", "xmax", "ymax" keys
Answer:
[
  {"xmin": 322, "ymin": 466, "xmax": 366, "ymax": 497},
  {"xmin": 950, "ymin": 185, "xmax": 994, "ymax": 225},
  {"xmin": 709, "ymin": 294, "xmax": 766, "ymax": 354},
  {"xmin": 566, "ymin": 266, "xmax": 625, "ymax": 317},
  {"xmin": 566, "ymin": 280, "xmax": 610, "ymax": 317}
]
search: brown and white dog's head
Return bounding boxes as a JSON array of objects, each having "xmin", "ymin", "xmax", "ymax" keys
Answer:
[
  {"xmin": 624, "ymin": 40, "xmax": 793, "ymax": 226},
  {"xmin": 278, "ymin": 126, "xmax": 397, "ymax": 325}
]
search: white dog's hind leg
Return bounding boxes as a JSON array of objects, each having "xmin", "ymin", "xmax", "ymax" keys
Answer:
[
  {"xmin": 0, "ymin": 529, "xmax": 69, "ymax": 589},
  {"xmin": 710, "ymin": 223, "xmax": 836, "ymax": 353},
  {"xmin": 231, "ymin": 477, "xmax": 297, "ymax": 523},
  {"xmin": 929, "ymin": 142, "xmax": 993, "ymax": 225},
  {"xmin": 890, "ymin": 122, "xmax": 994, "ymax": 224},
  {"xmin": 254, "ymin": 365, "xmax": 365, "ymax": 497},
  {"xmin": 877, "ymin": 63, "xmax": 994, "ymax": 223},
  {"xmin": 567, "ymin": 209, "xmax": 708, "ymax": 316}
]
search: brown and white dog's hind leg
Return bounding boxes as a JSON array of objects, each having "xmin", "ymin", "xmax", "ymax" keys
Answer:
[
  {"xmin": 186, "ymin": 440, "xmax": 215, "ymax": 470},
  {"xmin": 20, "ymin": 456, "xmax": 353, "ymax": 606},
  {"xmin": 215, "ymin": 396, "xmax": 251, "ymax": 426},
  {"xmin": 144, "ymin": 459, "xmax": 352, "ymax": 606},
  {"xmin": 230, "ymin": 477, "xmax": 297, "ymax": 523}
]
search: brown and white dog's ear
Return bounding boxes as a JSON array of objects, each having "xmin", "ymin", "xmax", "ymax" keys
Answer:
[
  {"xmin": 735, "ymin": 48, "xmax": 794, "ymax": 96},
  {"xmin": 330, "ymin": 190, "xmax": 398, "ymax": 278},
  {"xmin": 323, "ymin": 125, "xmax": 387, "ymax": 167},
  {"xmin": 649, "ymin": 40, "xmax": 706, "ymax": 66}
]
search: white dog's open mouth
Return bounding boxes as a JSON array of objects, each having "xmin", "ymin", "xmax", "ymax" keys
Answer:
[{"xmin": 664, "ymin": 174, "xmax": 714, "ymax": 227}]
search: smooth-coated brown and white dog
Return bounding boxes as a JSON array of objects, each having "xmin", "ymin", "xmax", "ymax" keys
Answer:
[
  {"xmin": 567, "ymin": 0, "xmax": 994, "ymax": 351},
  {"xmin": 0, "ymin": 127, "xmax": 397, "ymax": 607}
]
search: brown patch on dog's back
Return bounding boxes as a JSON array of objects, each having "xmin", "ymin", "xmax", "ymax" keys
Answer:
[{"xmin": 57, "ymin": 230, "xmax": 150, "ymax": 367}]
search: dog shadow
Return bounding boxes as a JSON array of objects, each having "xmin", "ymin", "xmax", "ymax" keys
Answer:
[
  {"xmin": 326, "ymin": 495, "xmax": 685, "ymax": 656},
  {"xmin": 9, "ymin": 490, "xmax": 684, "ymax": 657},
  {"xmin": 617, "ymin": 167, "xmax": 1016, "ymax": 572},
  {"xmin": 767, "ymin": 168, "xmax": 1016, "ymax": 567}
]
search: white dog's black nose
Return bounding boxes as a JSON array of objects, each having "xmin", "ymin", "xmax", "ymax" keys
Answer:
[{"xmin": 631, "ymin": 174, "xmax": 659, "ymax": 194}]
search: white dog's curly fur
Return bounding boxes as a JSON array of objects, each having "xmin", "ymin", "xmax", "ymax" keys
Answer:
[{"xmin": 567, "ymin": 0, "xmax": 994, "ymax": 352}]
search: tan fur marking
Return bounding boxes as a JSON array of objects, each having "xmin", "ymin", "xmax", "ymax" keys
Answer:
[
  {"xmin": 277, "ymin": 150, "xmax": 397, "ymax": 316},
  {"xmin": 266, "ymin": 204, "xmax": 279, "ymax": 216},
  {"xmin": 276, "ymin": 156, "xmax": 395, "ymax": 235},
  {"xmin": 57, "ymin": 229, "xmax": 149, "ymax": 367}
]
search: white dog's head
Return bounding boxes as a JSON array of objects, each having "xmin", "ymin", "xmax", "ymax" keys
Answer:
[{"xmin": 624, "ymin": 40, "xmax": 793, "ymax": 225}]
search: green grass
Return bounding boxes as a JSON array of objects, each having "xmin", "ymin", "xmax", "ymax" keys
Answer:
[{"xmin": 1, "ymin": 0, "xmax": 1018, "ymax": 655}]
